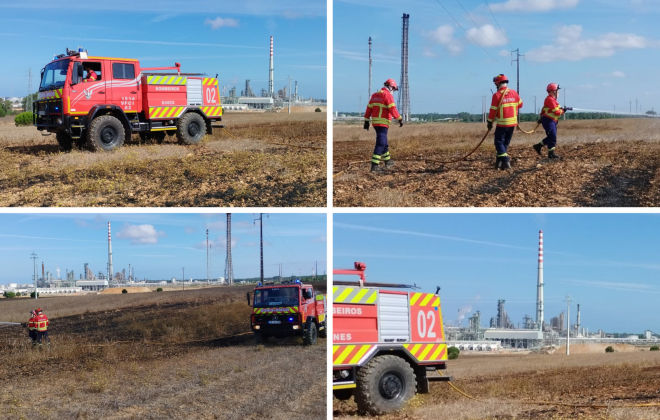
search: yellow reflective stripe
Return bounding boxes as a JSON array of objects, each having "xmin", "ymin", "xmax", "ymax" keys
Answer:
[
  {"xmin": 349, "ymin": 345, "xmax": 372, "ymax": 364},
  {"xmin": 334, "ymin": 345, "xmax": 356, "ymax": 365},
  {"xmin": 333, "ymin": 345, "xmax": 340, "ymax": 354},
  {"xmin": 490, "ymin": 106, "xmax": 498, "ymax": 110},
  {"xmin": 367, "ymin": 103, "xmax": 374, "ymax": 108},
  {"xmin": 432, "ymin": 297, "xmax": 440, "ymax": 307},
  {"xmin": 387, "ymin": 103, "xmax": 396, "ymax": 108},
  {"xmin": 336, "ymin": 288, "xmax": 353, "ymax": 302},
  {"xmin": 419, "ymin": 294, "xmax": 434, "ymax": 307},
  {"xmin": 430, "ymin": 345, "xmax": 446, "ymax": 360},
  {"xmin": 365, "ymin": 291, "xmax": 378, "ymax": 304},
  {"xmin": 409, "ymin": 344, "xmax": 422, "ymax": 356},
  {"xmin": 166, "ymin": 107, "xmax": 177, "ymax": 118},
  {"xmin": 152, "ymin": 76, "xmax": 162, "ymax": 84},
  {"xmin": 418, "ymin": 344, "xmax": 434, "ymax": 361},
  {"xmin": 350, "ymin": 288, "xmax": 369, "ymax": 303},
  {"xmin": 147, "ymin": 76, "xmax": 154, "ymax": 84},
  {"xmin": 370, "ymin": 103, "xmax": 387, "ymax": 108},
  {"xmin": 334, "ymin": 384, "xmax": 356, "ymax": 390},
  {"xmin": 332, "ymin": 286, "xmax": 338, "ymax": 294},
  {"xmin": 409, "ymin": 293, "xmax": 422, "ymax": 305}
]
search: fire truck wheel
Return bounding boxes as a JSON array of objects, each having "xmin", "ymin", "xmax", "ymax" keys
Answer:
[
  {"xmin": 55, "ymin": 132, "xmax": 73, "ymax": 152},
  {"xmin": 355, "ymin": 355, "xmax": 416, "ymax": 415},
  {"xmin": 87, "ymin": 115, "xmax": 125, "ymax": 151},
  {"xmin": 333, "ymin": 389, "xmax": 354, "ymax": 401},
  {"xmin": 303, "ymin": 321, "xmax": 317, "ymax": 346},
  {"xmin": 176, "ymin": 112, "xmax": 206, "ymax": 145}
]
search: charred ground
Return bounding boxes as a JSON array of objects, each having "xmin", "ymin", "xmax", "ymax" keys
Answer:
[{"xmin": 333, "ymin": 119, "xmax": 660, "ymax": 207}]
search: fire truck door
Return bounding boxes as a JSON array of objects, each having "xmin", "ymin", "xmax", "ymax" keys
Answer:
[
  {"xmin": 110, "ymin": 61, "xmax": 140, "ymax": 114},
  {"xmin": 70, "ymin": 60, "xmax": 105, "ymax": 116},
  {"xmin": 378, "ymin": 292, "xmax": 410, "ymax": 342},
  {"xmin": 409, "ymin": 293, "xmax": 444, "ymax": 342}
]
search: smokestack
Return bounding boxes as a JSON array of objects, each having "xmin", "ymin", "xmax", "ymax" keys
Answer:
[
  {"xmin": 108, "ymin": 222, "xmax": 114, "ymax": 281},
  {"xmin": 576, "ymin": 304, "xmax": 581, "ymax": 336},
  {"xmin": 536, "ymin": 230, "xmax": 544, "ymax": 330},
  {"xmin": 268, "ymin": 36, "xmax": 274, "ymax": 97},
  {"xmin": 41, "ymin": 262, "xmax": 45, "ymax": 283}
]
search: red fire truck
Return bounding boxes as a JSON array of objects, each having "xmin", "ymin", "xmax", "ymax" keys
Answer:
[
  {"xmin": 333, "ymin": 262, "xmax": 451, "ymax": 415},
  {"xmin": 33, "ymin": 47, "xmax": 224, "ymax": 151},
  {"xmin": 248, "ymin": 279, "xmax": 327, "ymax": 345}
]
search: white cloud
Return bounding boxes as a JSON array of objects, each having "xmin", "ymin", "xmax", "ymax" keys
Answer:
[
  {"xmin": 526, "ymin": 25, "xmax": 659, "ymax": 62},
  {"xmin": 611, "ymin": 71, "xmax": 626, "ymax": 78},
  {"xmin": 424, "ymin": 25, "xmax": 463, "ymax": 55},
  {"xmin": 578, "ymin": 83, "xmax": 596, "ymax": 89},
  {"xmin": 204, "ymin": 17, "xmax": 240, "ymax": 30},
  {"xmin": 334, "ymin": 49, "xmax": 399, "ymax": 64},
  {"xmin": 489, "ymin": 0, "xmax": 580, "ymax": 12},
  {"xmin": 311, "ymin": 235, "xmax": 327, "ymax": 243},
  {"xmin": 499, "ymin": 49, "xmax": 510, "ymax": 57},
  {"xmin": 116, "ymin": 224, "xmax": 165, "ymax": 245},
  {"xmin": 466, "ymin": 24, "xmax": 508, "ymax": 47},
  {"xmin": 422, "ymin": 48, "xmax": 437, "ymax": 58}
]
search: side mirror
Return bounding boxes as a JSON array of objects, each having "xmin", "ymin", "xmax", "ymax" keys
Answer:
[{"xmin": 246, "ymin": 292, "xmax": 251, "ymax": 306}]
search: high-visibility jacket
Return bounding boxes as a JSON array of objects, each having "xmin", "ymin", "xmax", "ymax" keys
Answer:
[
  {"xmin": 541, "ymin": 95, "xmax": 563, "ymax": 122},
  {"xmin": 83, "ymin": 70, "xmax": 98, "ymax": 83},
  {"xmin": 364, "ymin": 88, "xmax": 402, "ymax": 128},
  {"xmin": 35, "ymin": 314, "xmax": 49, "ymax": 332},
  {"xmin": 487, "ymin": 88, "xmax": 523, "ymax": 127},
  {"xmin": 28, "ymin": 316, "xmax": 37, "ymax": 331}
]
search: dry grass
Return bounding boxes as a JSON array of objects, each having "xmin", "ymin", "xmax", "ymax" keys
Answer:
[
  {"xmin": 0, "ymin": 282, "xmax": 327, "ymax": 419},
  {"xmin": 333, "ymin": 118, "xmax": 660, "ymax": 207},
  {"xmin": 334, "ymin": 352, "xmax": 660, "ymax": 420},
  {"xmin": 0, "ymin": 112, "xmax": 326, "ymax": 207}
]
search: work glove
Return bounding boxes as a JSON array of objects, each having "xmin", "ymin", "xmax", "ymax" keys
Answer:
[
  {"xmin": 487, "ymin": 121, "xmax": 493, "ymax": 131},
  {"xmin": 398, "ymin": 119, "xmax": 404, "ymax": 128},
  {"xmin": 363, "ymin": 121, "xmax": 369, "ymax": 131}
]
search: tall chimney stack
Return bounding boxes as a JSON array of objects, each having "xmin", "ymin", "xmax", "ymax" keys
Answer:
[
  {"xmin": 576, "ymin": 304, "xmax": 581, "ymax": 337},
  {"xmin": 536, "ymin": 230, "xmax": 544, "ymax": 330},
  {"xmin": 108, "ymin": 222, "xmax": 114, "ymax": 281},
  {"xmin": 268, "ymin": 36, "xmax": 274, "ymax": 97}
]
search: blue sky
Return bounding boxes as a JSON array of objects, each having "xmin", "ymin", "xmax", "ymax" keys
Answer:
[
  {"xmin": 334, "ymin": 213, "xmax": 660, "ymax": 333},
  {"xmin": 0, "ymin": 0, "xmax": 326, "ymax": 99},
  {"xmin": 0, "ymin": 213, "xmax": 327, "ymax": 284},
  {"xmin": 334, "ymin": 0, "xmax": 660, "ymax": 114}
]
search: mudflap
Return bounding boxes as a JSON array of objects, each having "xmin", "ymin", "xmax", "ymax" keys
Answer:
[{"xmin": 415, "ymin": 366, "xmax": 430, "ymax": 394}]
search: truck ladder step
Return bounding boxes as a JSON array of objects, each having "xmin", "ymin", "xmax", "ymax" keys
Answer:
[
  {"xmin": 71, "ymin": 125, "xmax": 85, "ymax": 128},
  {"xmin": 427, "ymin": 376, "xmax": 453, "ymax": 382},
  {"xmin": 211, "ymin": 124, "xmax": 225, "ymax": 128}
]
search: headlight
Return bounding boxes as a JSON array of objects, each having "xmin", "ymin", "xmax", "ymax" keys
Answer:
[
  {"xmin": 55, "ymin": 118, "xmax": 62, "ymax": 125},
  {"xmin": 292, "ymin": 325, "xmax": 300, "ymax": 330},
  {"xmin": 253, "ymin": 325, "xmax": 260, "ymax": 330},
  {"xmin": 340, "ymin": 370, "xmax": 350, "ymax": 379}
]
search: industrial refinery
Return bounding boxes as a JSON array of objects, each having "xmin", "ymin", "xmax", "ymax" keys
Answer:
[{"xmin": 445, "ymin": 230, "xmax": 660, "ymax": 351}]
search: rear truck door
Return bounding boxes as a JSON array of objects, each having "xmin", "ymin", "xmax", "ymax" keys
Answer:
[
  {"xmin": 200, "ymin": 77, "xmax": 222, "ymax": 118},
  {"xmin": 405, "ymin": 292, "xmax": 448, "ymax": 363},
  {"xmin": 109, "ymin": 60, "xmax": 141, "ymax": 117},
  {"xmin": 333, "ymin": 286, "xmax": 379, "ymax": 367},
  {"xmin": 69, "ymin": 59, "xmax": 105, "ymax": 117},
  {"xmin": 315, "ymin": 293, "xmax": 327, "ymax": 322},
  {"xmin": 145, "ymin": 74, "xmax": 188, "ymax": 121},
  {"xmin": 379, "ymin": 291, "xmax": 410, "ymax": 342}
]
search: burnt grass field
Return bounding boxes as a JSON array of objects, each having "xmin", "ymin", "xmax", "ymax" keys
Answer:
[
  {"xmin": 334, "ymin": 352, "xmax": 660, "ymax": 420},
  {"xmin": 333, "ymin": 118, "xmax": 660, "ymax": 207},
  {"xmin": 0, "ymin": 283, "xmax": 327, "ymax": 420},
  {"xmin": 0, "ymin": 112, "xmax": 326, "ymax": 207}
]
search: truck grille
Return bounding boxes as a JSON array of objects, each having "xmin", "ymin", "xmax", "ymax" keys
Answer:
[{"xmin": 35, "ymin": 100, "xmax": 64, "ymax": 126}]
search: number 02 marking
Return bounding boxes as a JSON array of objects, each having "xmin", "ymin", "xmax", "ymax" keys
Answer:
[
  {"xmin": 206, "ymin": 87, "xmax": 217, "ymax": 103},
  {"xmin": 417, "ymin": 310, "xmax": 437, "ymax": 339}
]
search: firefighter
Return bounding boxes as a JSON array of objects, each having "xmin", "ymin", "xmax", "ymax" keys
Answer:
[
  {"xmin": 533, "ymin": 83, "xmax": 566, "ymax": 159},
  {"xmin": 487, "ymin": 74, "xmax": 523, "ymax": 170},
  {"xmin": 27, "ymin": 310, "xmax": 37, "ymax": 346},
  {"xmin": 364, "ymin": 79, "xmax": 404, "ymax": 173},
  {"xmin": 34, "ymin": 308, "xmax": 50, "ymax": 348},
  {"xmin": 83, "ymin": 64, "xmax": 98, "ymax": 83}
]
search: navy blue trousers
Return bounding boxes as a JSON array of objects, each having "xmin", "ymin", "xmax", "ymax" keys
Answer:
[
  {"xmin": 494, "ymin": 126, "xmax": 514, "ymax": 162},
  {"xmin": 541, "ymin": 117, "xmax": 558, "ymax": 150},
  {"xmin": 372, "ymin": 126, "xmax": 390, "ymax": 164}
]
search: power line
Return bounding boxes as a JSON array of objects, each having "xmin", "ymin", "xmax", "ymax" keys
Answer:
[
  {"xmin": 456, "ymin": 0, "xmax": 497, "ymax": 48},
  {"xmin": 435, "ymin": 0, "xmax": 498, "ymax": 59},
  {"xmin": 484, "ymin": 0, "xmax": 513, "ymax": 50},
  {"xmin": 264, "ymin": 217, "xmax": 305, "ymax": 267}
]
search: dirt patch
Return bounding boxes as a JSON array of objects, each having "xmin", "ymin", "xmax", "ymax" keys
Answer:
[
  {"xmin": 334, "ymin": 119, "xmax": 660, "ymax": 207},
  {"xmin": 100, "ymin": 287, "xmax": 152, "ymax": 294}
]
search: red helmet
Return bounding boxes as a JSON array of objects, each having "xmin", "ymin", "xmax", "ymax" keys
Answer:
[
  {"xmin": 384, "ymin": 79, "xmax": 398, "ymax": 91},
  {"xmin": 546, "ymin": 83, "xmax": 561, "ymax": 92},
  {"xmin": 493, "ymin": 74, "xmax": 509, "ymax": 86},
  {"xmin": 36, "ymin": 308, "xmax": 42, "ymax": 313}
]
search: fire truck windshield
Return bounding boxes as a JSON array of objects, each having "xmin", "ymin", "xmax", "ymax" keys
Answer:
[
  {"xmin": 253, "ymin": 287, "xmax": 299, "ymax": 308},
  {"xmin": 40, "ymin": 59, "xmax": 70, "ymax": 91}
]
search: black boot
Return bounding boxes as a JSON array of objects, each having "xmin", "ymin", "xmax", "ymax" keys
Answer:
[
  {"xmin": 548, "ymin": 150, "xmax": 561, "ymax": 159},
  {"xmin": 500, "ymin": 159, "xmax": 511, "ymax": 170},
  {"xmin": 495, "ymin": 157, "xmax": 502, "ymax": 170},
  {"xmin": 384, "ymin": 160, "xmax": 395, "ymax": 169},
  {"xmin": 533, "ymin": 143, "xmax": 543, "ymax": 156},
  {"xmin": 370, "ymin": 163, "xmax": 384, "ymax": 173}
]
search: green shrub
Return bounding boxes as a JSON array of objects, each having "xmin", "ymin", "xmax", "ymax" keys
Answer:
[
  {"xmin": 650, "ymin": 346, "xmax": 659, "ymax": 351},
  {"xmin": 3, "ymin": 292, "xmax": 16, "ymax": 299},
  {"xmin": 605, "ymin": 346, "xmax": 614, "ymax": 353},
  {"xmin": 30, "ymin": 292, "xmax": 40, "ymax": 298},
  {"xmin": 448, "ymin": 346, "xmax": 460, "ymax": 360},
  {"xmin": 156, "ymin": 288, "xmax": 163, "ymax": 292},
  {"xmin": 0, "ymin": 107, "xmax": 5, "ymax": 118},
  {"xmin": 14, "ymin": 112, "xmax": 34, "ymax": 126},
  {"xmin": 121, "ymin": 289, "xmax": 128, "ymax": 294},
  {"xmin": 315, "ymin": 108, "xmax": 322, "ymax": 112}
]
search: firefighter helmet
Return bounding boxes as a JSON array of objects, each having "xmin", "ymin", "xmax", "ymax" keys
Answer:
[
  {"xmin": 493, "ymin": 74, "xmax": 509, "ymax": 86},
  {"xmin": 546, "ymin": 83, "xmax": 561, "ymax": 92},
  {"xmin": 384, "ymin": 79, "xmax": 398, "ymax": 91}
]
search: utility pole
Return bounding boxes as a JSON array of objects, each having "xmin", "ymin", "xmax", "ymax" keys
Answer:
[
  {"xmin": 254, "ymin": 214, "xmax": 265, "ymax": 283},
  {"xmin": 26, "ymin": 67, "xmax": 33, "ymax": 114},
  {"xmin": 533, "ymin": 96, "xmax": 537, "ymax": 114},
  {"xmin": 511, "ymin": 48, "xmax": 525, "ymax": 122},
  {"xmin": 368, "ymin": 36, "xmax": 372, "ymax": 100},
  {"xmin": 288, "ymin": 74, "xmax": 292, "ymax": 114},
  {"xmin": 209, "ymin": 244, "xmax": 212, "ymax": 282},
  {"xmin": 482, "ymin": 96, "xmax": 487, "ymax": 123},
  {"xmin": 182, "ymin": 267, "xmax": 185, "ymax": 290},
  {"xmin": 565, "ymin": 294, "xmax": 572, "ymax": 355},
  {"xmin": 206, "ymin": 229, "xmax": 209, "ymax": 284},
  {"xmin": 31, "ymin": 252, "xmax": 38, "ymax": 299}
]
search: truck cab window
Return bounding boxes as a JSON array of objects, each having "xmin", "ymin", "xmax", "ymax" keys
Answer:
[
  {"xmin": 81, "ymin": 62, "xmax": 102, "ymax": 82},
  {"xmin": 112, "ymin": 63, "xmax": 135, "ymax": 80}
]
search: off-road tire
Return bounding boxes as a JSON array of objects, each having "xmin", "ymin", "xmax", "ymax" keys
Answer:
[
  {"xmin": 87, "ymin": 115, "xmax": 125, "ymax": 151},
  {"xmin": 55, "ymin": 131, "xmax": 73, "ymax": 151},
  {"xmin": 334, "ymin": 389, "xmax": 354, "ymax": 401},
  {"xmin": 318, "ymin": 321, "xmax": 327, "ymax": 338},
  {"xmin": 355, "ymin": 355, "xmax": 416, "ymax": 415},
  {"xmin": 176, "ymin": 112, "xmax": 206, "ymax": 145},
  {"xmin": 303, "ymin": 321, "xmax": 317, "ymax": 346}
]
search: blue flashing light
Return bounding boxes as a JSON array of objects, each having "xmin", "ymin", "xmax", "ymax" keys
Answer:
[
  {"xmin": 53, "ymin": 55, "xmax": 57, "ymax": 61},
  {"xmin": 55, "ymin": 107, "xmax": 59, "ymax": 111},
  {"xmin": 288, "ymin": 317, "xmax": 294, "ymax": 322},
  {"xmin": 295, "ymin": 279, "xmax": 300, "ymax": 283},
  {"xmin": 258, "ymin": 282, "xmax": 262, "ymax": 286},
  {"xmin": 78, "ymin": 46, "xmax": 83, "ymax": 52}
]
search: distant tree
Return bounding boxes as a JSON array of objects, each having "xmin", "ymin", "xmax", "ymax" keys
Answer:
[
  {"xmin": 315, "ymin": 108, "xmax": 322, "ymax": 112},
  {"xmin": 646, "ymin": 110, "xmax": 657, "ymax": 116},
  {"xmin": 121, "ymin": 289, "xmax": 128, "ymax": 294},
  {"xmin": 448, "ymin": 346, "xmax": 460, "ymax": 360},
  {"xmin": 21, "ymin": 93, "xmax": 39, "ymax": 112},
  {"xmin": 605, "ymin": 346, "xmax": 614, "ymax": 353},
  {"xmin": 30, "ymin": 291, "xmax": 39, "ymax": 298},
  {"xmin": 651, "ymin": 346, "xmax": 659, "ymax": 351},
  {"xmin": 3, "ymin": 292, "xmax": 16, "ymax": 298},
  {"xmin": 156, "ymin": 288, "xmax": 163, "ymax": 292}
]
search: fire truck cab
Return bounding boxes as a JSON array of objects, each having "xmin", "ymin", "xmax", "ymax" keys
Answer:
[
  {"xmin": 333, "ymin": 262, "xmax": 451, "ymax": 415},
  {"xmin": 248, "ymin": 280, "xmax": 327, "ymax": 346},
  {"xmin": 34, "ymin": 47, "xmax": 224, "ymax": 152}
]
